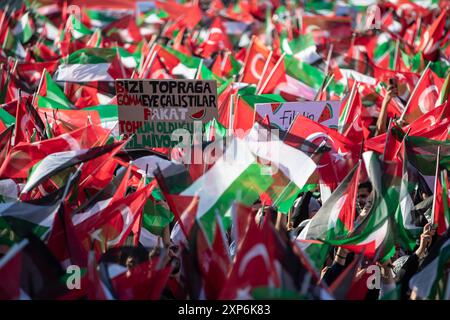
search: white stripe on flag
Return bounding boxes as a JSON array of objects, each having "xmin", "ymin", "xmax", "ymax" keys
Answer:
[
  {"xmin": 246, "ymin": 124, "xmax": 317, "ymax": 188},
  {"xmin": 341, "ymin": 69, "xmax": 377, "ymax": 85},
  {"xmin": 55, "ymin": 63, "xmax": 114, "ymax": 82},
  {"xmin": 181, "ymin": 138, "xmax": 255, "ymax": 218}
]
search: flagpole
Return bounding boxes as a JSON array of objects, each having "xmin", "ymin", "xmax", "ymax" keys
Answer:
[
  {"xmin": 338, "ymin": 81, "xmax": 358, "ymax": 134},
  {"xmin": 313, "ymin": 73, "xmax": 329, "ymax": 101},
  {"xmin": 399, "ymin": 61, "xmax": 432, "ymax": 122},
  {"xmin": 323, "ymin": 44, "xmax": 334, "ymax": 76},
  {"xmin": 0, "ymin": 5, "xmax": 9, "ymax": 35},
  {"xmin": 32, "ymin": 68, "xmax": 47, "ymax": 107},
  {"xmin": 258, "ymin": 52, "xmax": 285, "ymax": 95},
  {"xmin": 141, "ymin": 50, "xmax": 157, "ymax": 79},
  {"xmin": 255, "ymin": 50, "xmax": 273, "ymax": 92},
  {"xmin": 381, "ymin": 117, "xmax": 394, "ymax": 162},
  {"xmin": 314, "ymin": 72, "xmax": 332, "ymax": 101},
  {"xmin": 195, "ymin": 59, "xmax": 203, "ymax": 79},
  {"xmin": 115, "ymin": 44, "xmax": 127, "ymax": 78},
  {"xmin": 393, "ymin": 127, "xmax": 411, "ymax": 159},
  {"xmin": 11, "ymin": 58, "xmax": 18, "ymax": 75},
  {"xmin": 393, "ymin": 39, "xmax": 400, "ymax": 71},
  {"xmin": 359, "ymin": 138, "xmax": 365, "ymax": 161},
  {"xmin": 431, "ymin": 146, "xmax": 441, "ymax": 227},
  {"xmin": 138, "ymin": 37, "xmax": 156, "ymax": 75},
  {"xmin": 320, "ymin": 73, "xmax": 335, "ymax": 99},
  {"xmin": 238, "ymin": 35, "xmax": 255, "ymax": 82},
  {"xmin": 222, "ymin": 50, "xmax": 230, "ymax": 73},
  {"xmin": 229, "ymin": 93, "xmax": 235, "ymax": 129}
]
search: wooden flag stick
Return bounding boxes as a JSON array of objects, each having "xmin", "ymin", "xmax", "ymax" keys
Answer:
[
  {"xmin": 32, "ymin": 68, "xmax": 47, "ymax": 106},
  {"xmin": 431, "ymin": 145, "xmax": 441, "ymax": 227},
  {"xmin": 258, "ymin": 52, "xmax": 285, "ymax": 95},
  {"xmin": 381, "ymin": 117, "xmax": 394, "ymax": 162},
  {"xmin": 256, "ymin": 50, "xmax": 273, "ymax": 92},
  {"xmin": 195, "ymin": 59, "xmax": 203, "ymax": 79},
  {"xmin": 323, "ymin": 44, "xmax": 334, "ymax": 76},
  {"xmin": 141, "ymin": 50, "xmax": 158, "ymax": 79}
]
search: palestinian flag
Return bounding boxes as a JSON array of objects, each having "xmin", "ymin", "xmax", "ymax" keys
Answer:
[
  {"xmin": 181, "ymin": 128, "xmax": 316, "ymax": 241},
  {"xmin": 244, "ymin": 123, "xmax": 318, "ymax": 213},
  {"xmin": 260, "ymin": 54, "xmax": 345, "ymax": 100},
  {"xmin": 65, "ymin": 14, "xmax": 94, "ymax": 40},
  {"xmin": 409, "ymin": 232, "xmax": 450, "ymax": 300},
  {"xmin": 37, "ymin": 70, "xmax": 73, "ymax": 110},
  {"xmin": 139, "ymin": 187, "xmax": 174, "ymax": 247},
  {"xmin": 38, "ymin": 14, "xmax": 59, "ymax": 42},
  {"xmin": 180, "ymin": 137, "xmax": 273, "ymax": 241},
  {"xmin": 297, "ymin": 162, "xmax": 360, "ymax": 270},
  {"xmin": 13, "ymin": 12, "xmax": 35, "ymax": 44},
  {"xmin": 232, "ymin": 92, "xmax": 285, "ymax": 133},
  {"xmin": 204, "ymin": 118, "xmax": 227, "ymax": 142},
  {"xmin": 160, "ymin": 46, "xmax": 223, "ymax": 84},
  {"xmin": 370, "ymin": 33, "xmax": 397, "ymax": 71},
  {"xmin": 85, "ymin": 9, "xmax": 118, "ymax": 28},
  {"xmin": 1, "ymin": 27, "xmax": 26, "ymax": 59},
  {"xmin": 54, "ymin": 48, "xmax": 137, "ymax": 82},
  {"xmin": 0, "ymin": 199, "xmax": 61, "ymax": 246},
  {"xmin": 86, "ymin": 29, "xmax": 103, "ymax": 48},
  {"xmin": 279, "ymin": 32, "xmax": 321, "ymax": 65},
  {"xmin": 324, "ymin": 152, "xmax": 398, "ymax": 263},
  {"xmin": 259, "ymin": 54, "xmax": 317, "ymax": 101},
  {"xmin": 0, "ymin": 125, "xmax": 109, "ymax": 179},
  {"xmin": 394, "ymin": 146, "xmax": 423, "ymax": 251},
  {"xmin": 0, "ymin": 103, "xmax": 16, "ymax": 131},
  {"xmin": 338, "ymin": 83, "xmax": 360, "ymax": 135},
  {"xmin": 404, "ymin": 136, "xmax": 450, "ymax": 176},
  {"xmin": 138, "ymin": 8, "xmax": 169, "ymax": 25},
  {"xmin": 22, "ymin": 141, "xmax": 125, "ymax": 194},
  {"xmin": 432, "ymin": 169, "xmax": 450, "ymax": 236}
]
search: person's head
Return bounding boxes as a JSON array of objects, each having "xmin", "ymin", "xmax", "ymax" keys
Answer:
[
  {"xmin": 308, "ymin": 197, "xmax": 321, "ymax": 218},
  {"xmin": 357, "ymin": 181, "xmax": 372, "ymax": 208},
  {"xmin": 255, "ymin": 204, "xmax": 278, "ymax": 225},
  {"xmin": 168, "ymin": 244, "xmax": 181, "ymax": 276},
  {"xmin": 251, "ymin": 199, "xmax": 262, "ymax": 214}
]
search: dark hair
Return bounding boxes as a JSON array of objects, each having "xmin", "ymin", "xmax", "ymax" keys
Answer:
[
  {"xmin": 358, "ymin": 181, "xmax": 372, "ymax": 193},
  {"xmin": 261, "ymin": 205, "xmax": 278, "ymax": 225},
  {"xmin": 291, "ymin": 192, "xmax": 313, "ymax": 228}
]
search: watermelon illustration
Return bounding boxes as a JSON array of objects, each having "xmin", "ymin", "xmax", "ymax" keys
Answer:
[
  {"xmin": 190, "ymin": 109, "xmax": 206, "ymax": 120},
  {"xmin": 270, "ymin": 103, "xmax": 282, "ymax": 113},
  {"xmin": 318, "ymin": 103, "xmax": 333, "ymax": 123}
]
